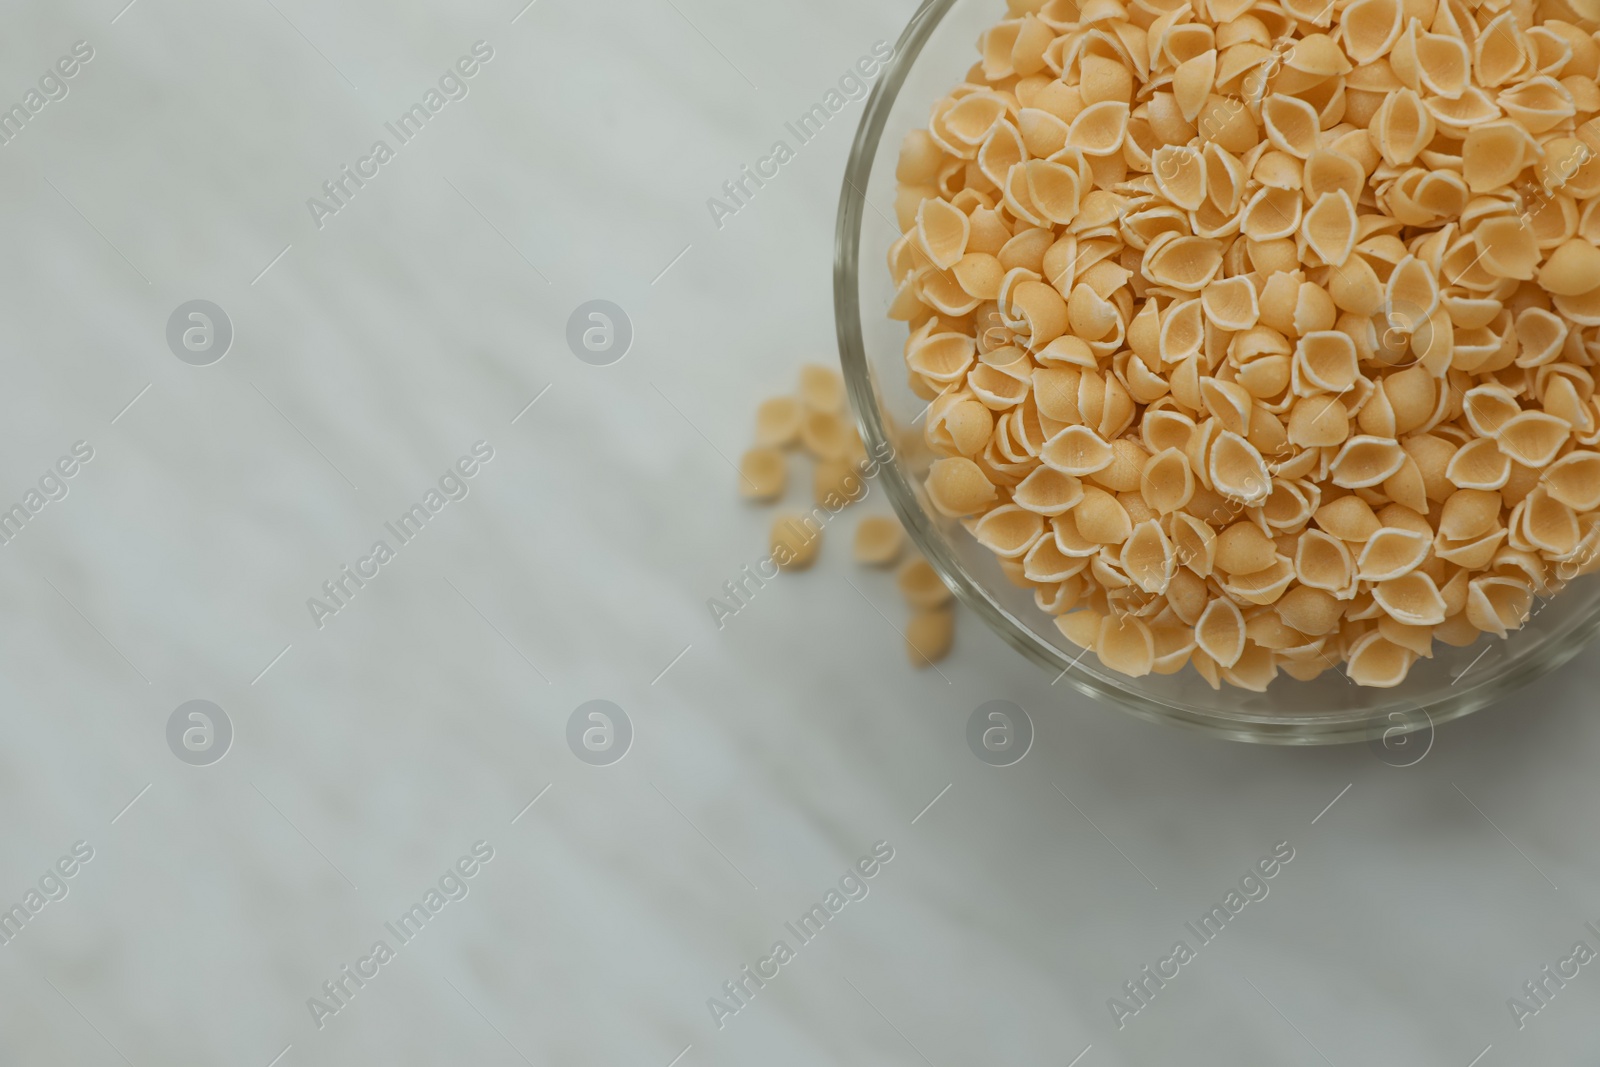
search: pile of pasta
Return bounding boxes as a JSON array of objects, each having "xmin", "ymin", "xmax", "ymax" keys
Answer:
[{"xmin": 890, "ymin": 0, "xmax": 1600, "ymax": 688}]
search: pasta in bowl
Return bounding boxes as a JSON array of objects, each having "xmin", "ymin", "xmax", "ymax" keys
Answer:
[{"xmin": 835, "ymin": 0, "xmax": 1600, "ymax": 741}]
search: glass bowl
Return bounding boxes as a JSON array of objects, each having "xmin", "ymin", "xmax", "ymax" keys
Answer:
[{"xmin": 832, "ymin": 0, "xmax": 1600, "ymax": 744}]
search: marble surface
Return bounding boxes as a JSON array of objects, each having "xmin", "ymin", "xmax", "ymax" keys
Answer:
[{"xmin": 2, "ymin": 0, "xmax": 1600, "ymax": 1063}]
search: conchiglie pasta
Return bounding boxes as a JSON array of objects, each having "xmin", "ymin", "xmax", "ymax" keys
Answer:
[{"xmin": 883, "ymin": 0, "xmax": 1600, "ymax": 690}]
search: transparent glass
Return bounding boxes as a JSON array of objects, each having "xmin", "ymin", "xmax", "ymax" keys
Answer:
[{"xmin": 833, "ymin": 0, "xmax": 1600, "ymax": 743}]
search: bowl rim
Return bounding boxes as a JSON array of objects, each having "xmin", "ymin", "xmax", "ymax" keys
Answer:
[{"xmin": 831, "ymin": 0, "xmax": 1600, "ymax": 744}]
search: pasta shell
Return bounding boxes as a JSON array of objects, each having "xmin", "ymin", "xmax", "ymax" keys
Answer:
[
  {"xmin": 1294, "ymin": 331, "xmax": 1359, "ymax": 395},
  {"xmin": 1296, "ymin": 527, "xmax": 1357, "ymax": 592},
  {"xmin": 1172, "ymin": 510, "xmax": 1218, "ymax": 576},
  {"xmin": 1141, "ymin": 447, "xmax": 1196, "ymax": 514},
  {"xmin": 926, "ymin": 457, "xmax": 999, "ymax": 516},
  {"xmin": 1194, "ymin": 596, "xmax": 1247, "ymax": 667},
  {"xmin": 1461, "ymin": 122, "xmax": 1528, "ymax": 194},
  {"xmin": 1472, "ymin": 217, "xmax": 1539, "ymax": 281},
  {"xmin": 1152, "ymin": 145, "xmax": 1207, "ymax": 211},
  {"xmin": 1541, "ymin": 451, "xmax": 1600, "ymax": 512},
  {"xmin": 1014, "ymin": 466, "xmax": 1085, "ymax": 515},
  {"xmin": 1496, "ymin": 411, "xmax": 1569, "ymax": 467},
  {"xmin": 1240, "ymin": 185, "xmax": 1303, "ymax": 241},
  {"xmin": 1262, "ymin": 94, "xmax": 1322, "ymax": 159},
  {"xmin": 1301, "ymin": 191, "xmax": 1357, "ymax": 267},
  {"xmin": 973, "ymin": 504, "xmax": 1045, "ymax": 558},
  {"xmin": 1201, "ymin": 276, "xmax": 1259, "ymax": 330},
  {"xmin": 1331, "ymin": 435, "xmax": 1407, "ymax": 488},
  {"xmin": 1024, "ymin": 160, "xmax": 1083, "ymax": 225},
  {"xmin": 1218, "ymin": 555, "xmax": 1296, "ymax": 605},
  {"xmin": 1462, "ymin": 385, "xmax": 1520, "ymax": 440},
  {"xmin": 1123, "ymin": 519, "xmax": 1176, "ymax": 593},
  {"xmin": 1097, "ymin": 614, "xmax": 1156, "ymax": 677},
  {"xmin": 1209, "ymin": 430, "xmax": 1272, "ymax": 504},
  {"xmin": 1204, "ymin": 142, "xmax": 1246, "ymax": 214},
  {"xmin": 1074, "ymin": 485, "xmax": 1133, "ymax": 544},
  {"xmin": 915, "ymin": 198, "xmax": 969, "ymax": 271},
  {"xmin": 1043, "ymin": 425, "xmax": 1116, "ymax": 480},
  {"xmin": 1067, "ymin": 100, "xmax": 1130, "ymax": 156},
  {"xmin": 1374, "ymin": 571, "xmax": 1447, "ymax": 626},
  {"xmin": 1415, "ymin": 30, "xmax": 1469, "ymax": 99},
  {"xmin": 1057, "ymin": 608, "xmax": 1103, "ymax": 650},
  {"xmin": 1220, "ymin": 643, "xmax": 1278, "ymax": 691},
  {"xmin": 1173, "ymin": 50, "xmax": 1218, "ymax": 123},
  {"xmin": 944, "ymin": 91, "xmax": 1012, "ymax": 148},
  {"xmin": 1445, "ymin": 437, "xmax": 1511, "ymax": 491},
  {"xmin": 1018, "ymin": 108, "xmax": 1071, "ymax": 158},
  {"xmin": 1025, "ymin": 536, "xmax": 1089, "ymax": 583},
  {"xmin": 1345, "ymin": 631, "xmax": 1417, "ymax": 687},
  {"xmin": 1473, "ymin": 13, "xmax": 1528, "ymax": 88},
  {"xmin": 1372, "ymin": 88, "xmax": 1434, "ymax": 167},
  {"xmin": 1520, "ymin": 486, "xmax": 1578, "ymax": 557},
  {"xmin": 1340, "ymin": 0, "xmax": 1403, "ymax": 63},
  {"xmin": 1465, "ymin": 575, "xmax": 1532, "ymax": 637},
  {"xmin": 1052, "ymin": 512, "xmax": 1103, "ymax": 558},
  {"xmin": 977, "ymin": 120, "xmax": 1026, "ymax": 190},
  {"xmin": 1288, "ymin": 394, "xmax": 1350, "ymax": 447},
  {"xmin": 1357, "ymin": 526, "xmax": 1431, "ymax": 580},
  {"xmin": 1498, "ymin": 76, "xmax": 1575, "ymax": 135},
  {"xmin": 1160, "ymin": 298, "xmax": 1205, "ymax": 363},
  {"xmin": 1143, "ymin": 234, "xmax": 1224, "ymax": 291},
  {"xmin": 1513, "ymin": 308, "xmax": 1567, "ymax": 369},
  {"xmin": 1536, "ymin": 239, "xmax": 1600, "ymax": 298}
]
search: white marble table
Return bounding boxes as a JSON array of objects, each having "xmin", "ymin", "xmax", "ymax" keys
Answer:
[{"xmin": 0, "ymin": 0, "xmax": 1597, "ymax": 1063}]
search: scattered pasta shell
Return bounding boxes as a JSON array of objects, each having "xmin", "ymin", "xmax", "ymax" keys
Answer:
[
  {"xmin": 755, "ymin": 397, "xmax": 803, "ymax": 448},
  {"xmin": 906, "ymin": 609, "xmax": 955, "ymax": 667},
  {"xmin": 899, "ymin": 557, "xmax": 953, "ymax": 610},
  {"xmin": 853, "ymin": 516, "xmax": 904, "ymax": 566},
  {"xmin": 771, "ymin": 514, "xmax": 822, "ymax": 571},
  {"xmin": 740, "ymin": 448, "xmax": 786, "ymax": 501},
  {"xmin": 814, "ymin": 460, "xmax": 864, "ymax": 507},
  {"xmin": 800, "ymin": 411, "xmax": 850, "ymax": 460}
]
